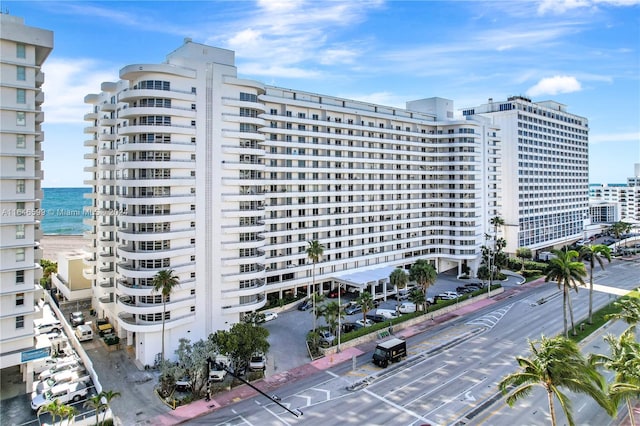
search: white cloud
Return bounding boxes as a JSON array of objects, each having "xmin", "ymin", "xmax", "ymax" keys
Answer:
[
  {"xmin": 42, "ymin": 58, "xmax": 118, "ymax": 124},
  {"xmin": 537, "ymin": 0, "xmax": 640, "ymax": 15},
  {"xmin": 526, "ymin": 75, "xmax": 582, "ymax": 96},
  {"xmin": 589, "ymin": 131, "xmax": 640, "ymax": 144}
]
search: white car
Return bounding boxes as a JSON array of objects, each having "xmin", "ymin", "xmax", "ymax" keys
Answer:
[
  {"xmin": 262, "ymin": 312, "xmax": 278, "ymax": 322},
  {"xmin": 437, "ymin": 291, "xmax": 460, "ymax": 300},
  {"xmin": 355, "ymin": 319, "xmax": 374, "ymax": 327}
]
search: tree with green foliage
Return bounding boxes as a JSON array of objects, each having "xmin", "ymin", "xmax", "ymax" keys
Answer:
[
  {"xmin": 589, "ymin": 329, "xmax": 640, "ymax": 426},
  {"xmin": 152, "ymin": 269, "xmax": 180, "ymax": 362},
  {"xmin": 408, "ymin": 288, "xmax": 426, "ymax": 311},
  {"xmin": 499, "ymin": 335, "xmax": 612, "ymax": 426},
  {"xmin": 242, "ymin": 311, "xmax": 266, "ymax": 325},
  {"xmin": 610, "ymin": 221, "xmax": 631, "ymax": 240},
  {"xmin": 38, "ymin": 399, "xmax": 65, "ymax": 424},
  {"xmin": 58, "ymin": 403, "xmax": 77, "ymax": 426},
  {"xmin": 99, "ymin": 390, "xmax": 120, "ymax": 425},
  {"xmin": 210, "ymin": 322, "xmax": 270, "ymax": 374},
  {"xmin": 356, "ymin": 291, "xmax": 375, "ymax": 326},
  {"xmin": 175, "ymin": 338, "xmax": 213, "ymax": 397},
  {"xmin": 606, "ymin": 297, "xmax": 640, "ymax": 331},
  {"xmin": 84, "ymin": 394, "xmax": 106, "ymax": 426},
  {"xmin": 317, "ymin": 300, "xmax": 342, "ymax": 335},
  {"xmin": 409, "ymin": 259, "xmax": 436, "ymax": 312},
  {"xmin": 516, "ymin": 247, "xmax": 532, "ymax": 271},
  {"xmin": 306, "ymin": 240, "xmax": 324, "ymax": 332},
  {"xmin": 579, "ymin": 244, "xmax": 611, "ymax": 324},
  {"xmin": 40, "ymin": 259, "xmax": 58, "ymax": 288},
  {"xmin": 390, "ymin": 268, "xmax": 408, "ymax": 311},
  {"xmin": 544, "ymin": 249, "xmax": 586, "ymax": 337}
]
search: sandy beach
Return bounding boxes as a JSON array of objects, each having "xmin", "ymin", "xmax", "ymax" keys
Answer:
[{"xmin": 40, "ymin": 234, "xmax": 89, "ymax": 261}]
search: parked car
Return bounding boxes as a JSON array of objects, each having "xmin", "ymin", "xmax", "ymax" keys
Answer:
[
  {"xmin": 249, "ymin": 354, "xmax": 266, "ymax": 371},
  {"xmin": 318, "ymin": 329, "xmax": 335, "ymax": 347},
  {"xmin": 327, "ymin": 288, "xmax": 346, "ymax": 298},
  {"xmin": 34, "ymin": 319, "xmax": 62, "ymax": 335},
  {"xmin": 356, "ymin": 319, "xmax": 374, "ymax": 328},
  {"xmin": 376, "ymin": 309, "xmax": 399, "ymax": 320},
  {"xmin": 38, "ymin": 359, "xmax": 84, "ymax": 381},
  {"xmin": 261, "ymin": 312, "xmax": 278, "ymax": 322},
  {"xmin": 398, "ymin": 302, "xmax": 416, "ymax": 314},
  {"xmin": 344, "ymin": 303, "xmax": 362, "ymax": 315},
  {"xmin": 365, "ymin": 313, "xmax": 386, "ymax": 323},
  {"xmin": 436, "ymin": 291, "xmax": 460, "ymax": 301},
  {"xmin": 297, "ymin": 299, "xmax": 313, "ymax": 311},
  {"xmin": 175, "ymin": 377, "xmax": 191, "ymax": 392},
  {"xmin": 341, "ymin": 322, "xmax": 363, "ymax": 333},
  {"xmin": 69, "ymin": 312, "xmax": 85, "ymax": 327},
  {"xmin": 456, "ymin": 286, "xmax": 474, "ymax": 294},
  {"xmin": 31, "ymin": 382, "xmax": 89, "ymax": 411}
]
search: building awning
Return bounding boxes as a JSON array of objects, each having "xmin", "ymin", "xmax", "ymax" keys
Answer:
[{"xmin": 333, "ymin": 265, "xmax": 401, "ymax": 289}]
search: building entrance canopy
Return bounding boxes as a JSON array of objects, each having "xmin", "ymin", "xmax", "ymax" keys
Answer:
[{"xmin": 332, "ymin": 265, "xmax": 400, "ymax": 290}]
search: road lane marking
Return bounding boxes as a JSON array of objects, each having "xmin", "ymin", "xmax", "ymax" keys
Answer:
[
  {"xmin": 382, "ymin": 364, "xmax": 447, "ymax": 397},
  {"xmin": 363, "ymin": 388, "xmax": 433, "ymax": 424}
]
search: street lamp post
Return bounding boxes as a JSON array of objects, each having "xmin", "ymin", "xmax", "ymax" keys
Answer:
[{"xmin": 337, "ymin": 282, "xmax": 342, "ymax": 353}]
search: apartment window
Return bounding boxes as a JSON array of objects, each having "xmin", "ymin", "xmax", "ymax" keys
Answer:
[
  {"xmin": 16, "ymin": 88, "xmax": 27, "ymax": 104},
  {"xmin": 16, "ymin": 135, "xmax": 26, "ymax": 149},
  {"xmin": 16, "ymin": 156, "xmax": 26, "ymax": 171},
  {"xmin": 16, "ymin": 270, "xmax": 25, "ymax": 284},
  {"xmin": 17, "ymin": 66, "xmax": 26, "ymax": 81},
  {"xmin": 16, "ymin": 179, "xmax": 26, "ymax": 193},
  {"xmin": 16, "ymin": 111, "xmax": 26, "ymax": 126},
  {"xmin": 16, "ymin": 43, "xmax": 26, "ymax": 58},
  {"xmin": 16, "ymin": 248, "xmax": 25, "ymax": 262},
  {"xmin": 16, "ymin": 293, "xmax": 25, "ymax": 306},
  {"xmin": 16, "ymin": 224, "xmax": 25, "ymax": 239},
  {"xmin": 16, "ymin": 316, "xmax": 25, "ymax": 329}
]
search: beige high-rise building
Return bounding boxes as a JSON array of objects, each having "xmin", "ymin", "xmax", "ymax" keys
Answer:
[{"xmin": 0, "ymin": 14, "xmax": 53, "ymax": 368}]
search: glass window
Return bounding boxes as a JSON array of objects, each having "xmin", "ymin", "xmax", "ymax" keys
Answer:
[
  {"xmin": 16, "ymin": 111, "xmax": 26, "ymax": 126},
  {"xmin": 16, "ymin": 88, "xmax": 26, "ymax": 104},
  {"xmin": 16, "ymin": 157, "xmax": 26, "ymax": 171},
  {"xmin": 16, "ymin": 224, "xmax": 25, "ymax": 239},
  {"xmin": 16, "ymin": 134, "xmax": 26, "ymax": 148},
  {"xmin": 16, "ymin": 293, "xmax": 25, "ymax": 306},
  {"xmin": 16, "ymin": 43, "xmax": 26, "ymax": 58},
  {"xmin": 16, "ymin": 248, "xmax": 25, "ymax": 261},
  {"xmin": 16, "ymin": 180, "xmax": 26, "ymax": 193},
  {"xmin": 17, "ymin": 66, "xmax": 26, "ymax": 81},
  {"xmin": 16, "ymin": 270, "xmax": 25, "ymax": 284},
  {"xmin": 16, "ymin": 316, "xmax": 25, "ymax": 328}
]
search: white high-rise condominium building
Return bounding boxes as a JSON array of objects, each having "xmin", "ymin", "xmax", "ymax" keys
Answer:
[
  {"xmin": 464, "ymin": 96, "xmax": 590, "ymax": 254},
  {"xmin": 589, "ymin": 164, "xmax": 640, "ymax": 221},
  {"xmin": 0, "ymin": 14, "xmax": 53, "ymax": 368},
  {"xmin": 83, "ymin": 40, "xmax": 502, "ymax": 366}
]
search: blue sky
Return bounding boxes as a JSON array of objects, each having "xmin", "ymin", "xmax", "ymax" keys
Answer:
[{"xmin": 6, "ymin": 0, "xmax": 639, "ymax": 187}]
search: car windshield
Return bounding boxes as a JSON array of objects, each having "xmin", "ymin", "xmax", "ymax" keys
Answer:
[{"xmin": 43, "ymin": 390, "xmax": 53, "ymax": 399}]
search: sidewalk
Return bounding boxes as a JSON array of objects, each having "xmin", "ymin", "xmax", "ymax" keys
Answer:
[{"xmin": 148, "ymin": 279, "xmax": 542, "ymax": 425}]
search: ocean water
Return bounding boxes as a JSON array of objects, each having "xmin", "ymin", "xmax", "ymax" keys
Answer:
[{"xmin": 41, "ymin": 187, "xmax": 92, "ymax": 235}]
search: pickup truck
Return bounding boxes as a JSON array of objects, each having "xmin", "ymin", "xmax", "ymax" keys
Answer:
[{"xmin": 31, "ymin": 381, "xmax": 89, "ymax": 411}]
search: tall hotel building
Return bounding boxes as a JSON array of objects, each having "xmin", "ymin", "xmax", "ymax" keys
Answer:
[
  {"xmin": 83, "ymin": 40, "xmax": 501, "ymax": 366},
  {"xmin": 464, "ymin": 97, "xmax": 590, "ymax": 254},
  {"xmin": 589, "ymin": 164, "xmax": 640, "ymax": 222},
  {"xmin": 0, "ymin": 15, "xmax": 53, "ymax": 368}
]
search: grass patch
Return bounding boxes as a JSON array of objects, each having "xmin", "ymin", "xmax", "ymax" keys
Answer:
[{"xmin": 569, "ymin": 288, "xmax": 639, "ymax": 343}]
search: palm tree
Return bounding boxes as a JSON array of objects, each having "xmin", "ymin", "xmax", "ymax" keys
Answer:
[
  {"xmin": 499, "ymin": 335, "xmax": 612, "ymax": 426},
  {"xmin": 516, "ymin": 247, "xmax": 532, "ymax": 271},
  {"xmin": 544, "ymin": 249, "xmax": 586, "ymax": 337},
  {"xmin": 579, "ymin": 244, "xmax": 611, "ymax": 324},
  {"xmin": 389, "ymin": 268, "xmax": 408, "ymax": 311},
  {"xmin": 317, "ymin": 300, "xmax": 342, "ymax": 336},
  {"xmin": 152, "ymin": 269, "xmax": 180, "ymax": 362},
  {"xmin": 84, "ymin": 394, "xmax": 106, "ymax": 426},
  {"xmin": 606, "ymin": 297, "xmax": 640, "ymax": 331},
  {"xmin": 490, "ymin": 216, "xmax": 505, "ymax": 287},
  {"xmin": 59, "ymin": 404, "xmax": 77, "ymax": 426},
  {"xmin": 409, "ymin": 259, "xmax": 436, "ymax": 312},
  {"xmin": 37, "ymin": 399, "xmax": 66, "ymax": 425},
  {"xmin": 356, "ymin": 291, "xmax": 375, "ymax": 326},
  {"xmin": 589, "ymin": 330, "xmax": 640, "ymax": 426},
  {"xmin": 99, "ymin": 390, "xmax": 121, "ymax": 425},
  {"xmin": 306, "ymin": 240, "xmax": 324, "ymax": 332}
]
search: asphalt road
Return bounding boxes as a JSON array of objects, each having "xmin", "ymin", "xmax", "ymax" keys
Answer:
[{"xmin": 187, "ymin": 258, "xmax": 639, "ymax": 426}]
